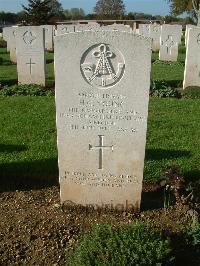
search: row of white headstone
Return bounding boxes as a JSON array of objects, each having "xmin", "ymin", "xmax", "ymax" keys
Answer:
[
  {"xmin": 2, "ymin": 23, "xmax": 199, "ymax": 89},
  {"xmin": 139, "ymin": 24, "xmax": 182, "ymax": 61},
  {"xmin": 2, "ymin": 24, "xmax": 132, "ymax": 86}
]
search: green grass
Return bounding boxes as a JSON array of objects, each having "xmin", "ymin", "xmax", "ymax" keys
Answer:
[
  {"xmin": 0, "ymin": 97, "xmax": 199, "ymax": 191},
  {"xmin": 0, "ymin": 97, "xmax": 57, "ymax": 190}
]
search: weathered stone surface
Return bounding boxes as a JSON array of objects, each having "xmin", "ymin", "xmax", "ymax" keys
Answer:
[
  {"xmin": 139, "ymin": 24, "xmax": 150, "ymax": 37},
  {"xmin": 185, "ymin": 24, "xmax": 196, "ymax": 46},
  {"xmin": 56, "ymin": 25, "xmax": 75, "ymax": 35},
  {"xmin": 75, "ymin": 24, "xmax": 101, "ymax": 32},
  {"xmin": 183, "ymin": 27, "xmax": 200, "ymax": 89},
  {"xmin": 159, "ymin": 24, "xmax": 181, "ymax": 61},
  {"xmin": 41, "ymin": 25, "xmax": 54, "ymax": 51},
  {"xmin": 101, "ymin": 24, "xmax": 131, "ymax": 32},
  {"xmin": 16, "ymin": 26, "xmax": 45, "ymax": 85},
  {"xmin": 54, "ymin": 31, "xmax": 151, "ymax": 211}
]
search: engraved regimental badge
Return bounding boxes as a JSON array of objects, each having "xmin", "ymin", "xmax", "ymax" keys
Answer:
[{"xmin": 81, "ymin": 43, "xmax": 125, "ymax": 89}]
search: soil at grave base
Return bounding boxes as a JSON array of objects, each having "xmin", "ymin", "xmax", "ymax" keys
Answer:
[{"xmin": 0, "ymin": 184, "xmax": 198, "ymax": 266}]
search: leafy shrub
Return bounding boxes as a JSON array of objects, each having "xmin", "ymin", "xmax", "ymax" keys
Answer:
[
  {"xmin": 186, "ymin": 222, "xmax": 200, "ymax": 251},
  {"xmin": 0, "ymin": 84, "xmax": 54, "ymax": 96},
  {"xmin": 150, "ymin": 80, "xmax": 181, "ymax": 98},
  {"xmin": 181, "ymin": 86, "xmax": 200, "ymax": 99},
  {"xmin": 67, "ymin": 221, "xmax": 173, "ymax": 266},
  {"xmin": 0, "ymin": 37, "xmax": 7, "ymax": 48}
]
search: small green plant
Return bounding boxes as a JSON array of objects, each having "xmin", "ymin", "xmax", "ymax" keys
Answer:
[
  {"xmin": 0, "ymin": 84, "xmax": 53, "ymax": 96},
  {"xmin": 186, "ymin": 222, "xmax": 200, "ymax": 251},
  {"xmin": 181, "ymin": 86, "xmax": 200, "ymax": 99},
  {"xmin": 150, "ymin": 80, "xmax": 181, "ymax": 98},
  {"xmin": 160, "ymin": 166, "xmax": 185, "ymax": 209},
  {"xmin": 67, "ymin": 221, "xmax": 174, "ymax": 266}
]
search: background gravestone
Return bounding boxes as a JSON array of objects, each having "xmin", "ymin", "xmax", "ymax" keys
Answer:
[
  {"xmin": 16, "ymin": 26, "xmax": 45, "ymax": 85},
  {"xmin": 101, "ymin": 24, "xmax": 131, "ymax": 32},
  {"xmin": 150, "ymin": 24, "xmax": 161, "ymax": 51},
  {"xmin": 2, "ymin": 27, "xmax": 10, "ymax": 52},
  {"xmin": 185, "ymin": 24, "xmax": 196, "ymax": 46},
  {"xmin": 41, "ymin": 25, "xmax": 54, "ymax": 51},
  {"xmin": 56, "ymin": 25, "xmax": 75, "ymax": 35},
  {"xmin": 183, "ymin": 27, "xmax": 200, "ymax": 89},
  {"xmin": 139, "ymin": 24, "xmax": 150, "ymax": 37},
  {"xmin": 9, "ymin": 26, "xmax": 18, "ymax": 63},
  {"xmin": 75, "ymin": 24, "xmax": 101, "ymax": 32},
  {"xmin": 159, "ymin": 24, "xmax": 181, "ymax": 61},
  {"xmin": 55, "ymin": 31, "xmax": 151, "ymax": 211}
]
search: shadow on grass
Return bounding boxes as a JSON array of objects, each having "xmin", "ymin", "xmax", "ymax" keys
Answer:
[
  {"xmin": 145, "ymin": 148, "xmax": 191, "ymax": 161},
  {"xmin": 0, "ymin": 79, "xmax": 18, "ymax": 86},
  {"xmin": 184, "ymin": 169, "xmax": 200, "ymax": 183},
  {"xmin": 141, "ymin": 188, "xmax": 164, "ymax": 211},
  {"xmin": 0, "ymin": 144, "xmax": 27, "ymax": 153},
  {"xmin": 0, "ymin": 158, "xmax": 59, "ymax": 192}
]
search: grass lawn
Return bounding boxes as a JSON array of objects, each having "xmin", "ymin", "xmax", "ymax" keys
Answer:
[{"xmin": 0, "ymin": 97, "xmax": 199, "ymax": 191}]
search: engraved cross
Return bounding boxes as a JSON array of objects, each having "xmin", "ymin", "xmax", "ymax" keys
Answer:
[
  {"xmin": 164, "ymin": 35, "xmax": 174, "ymax": 54},
  {"xmin": 89, "ymin": 135, "xmax": 114, "ymax": 170},
  {"xmin": 26, "ymin": 58, "xmax": 36, "ymax": 75}
]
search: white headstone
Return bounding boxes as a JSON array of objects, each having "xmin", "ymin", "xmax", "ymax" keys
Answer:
[
  {"xmin": 150, "ymin": 24, "xmax": 161, "ymax": 51},
  {"xmin": 75, "ymin": 24, "xmax": 101, "ymax": 32},
  {"xmin": 159, "ymin": 24, "xmax": 181, "ymax": 61},
  {"xmin": 2, "ymin": 27, "xmax": 10, "ymax": 52},
  {"xmin": 56, "ymin": 25, "xmax": 75, "ymax": 35},
  {"xmin": 41, "ymin": 25, "xmax": 54, "ymax": 51},
  {"xmin": 183, "ymin": 27, "xmax": 200, "ymax": 89},
  {"xmin": 101, "ymin": 24, "xmax": 131, "ymax": 32},
  {"xmin": 54, "ymin": 31, "xmax": 151, "ymax": 211},
  {"xmin": 139, "ymin": 24, "xmax": 150, "ymax": 37},
  {"xmin": 185, "ymin": 24, "xmax": 196, "ymax": 46},
  {"xmin": 8, "ymin": 27, "xmax": 18, "ymax": 63},
  {"xmin": 16, "ymin": 26, "xmax": 45, "ymax": 85}
]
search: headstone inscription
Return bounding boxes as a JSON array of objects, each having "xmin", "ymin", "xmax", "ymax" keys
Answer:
[
  {"xmin": 149, "ymin": 24, "xmax": 161, "ymax": 51},
  {"xmin": 56, "ymin": 25, "xmax": 75, "ymax": 35},
  {"xmin": 55, "ymin": 31, "xmax": 151, "ymax": 211},
  {"xmin": 16, "ymin": 26, "xmax": 45, "ymax": 85},
  {"xmin": 41, "ymin": 25, "xmax": 54, "ymax": 51},
  {"xmin": 159, "ymin": 24, "xmax": 181, "ymax": 61},
  {"xmin": 183, "ymin": 27, "xmax": 200, "ymax": 89}
]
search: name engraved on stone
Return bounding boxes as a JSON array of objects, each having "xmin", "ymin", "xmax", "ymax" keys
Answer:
[
  {"xmin": 89, "ymin": 135, "xmax": 114, "ymax": 169},
  {"xmin": 26, "ymin": 58, "xmax": 36, "ymax": 75},
  {"xmin": 81, "ymin": 43, "xmax": 125, "ymax": 88},
  {"xmin": 23, "ymin": 31, "xmax": 36, "ymax": 45}
]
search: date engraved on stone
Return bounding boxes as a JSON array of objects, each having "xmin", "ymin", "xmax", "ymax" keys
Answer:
[{"xmin": 81, "ymin": 43, "xmax": 125, "ymax": 89}]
